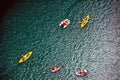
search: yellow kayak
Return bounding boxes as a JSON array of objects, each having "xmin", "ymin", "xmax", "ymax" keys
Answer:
[
  {"xmin": 80, "ymin": 15, "xmax": 90, "ymax": 28},
  {"xmin": 18, "ymin": 51, "xmax": 32, "ymax": 63}
]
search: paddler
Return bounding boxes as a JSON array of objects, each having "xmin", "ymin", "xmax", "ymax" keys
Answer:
[
  {"xmin": 59, "ymin": 19, "xmax": 70, "ymax": 28},
  {"xmin": 82, "ymin": 17, "xmax": 87, "ymax": 25},
  {"xmin": 76, "ymin": 70, "xmax": 87, "ymax": 76},
  {"xmin": 61, "ymin": 19, "xmax": 69, "ymax": 27},
  {"xmin": 50, "ymin": 66, "xmax": 61, "ymax": 72},
  {"xmin": 21, "ymin": 54, "xmax": 29, "ymax": 61},
  {"xmin": 22, "ymin": 57, "xmax": 25, "ymax": 61}
]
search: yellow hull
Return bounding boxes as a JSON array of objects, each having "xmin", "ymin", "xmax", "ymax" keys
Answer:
[
  {"xmin": 80, "ymin": 15, "xmax": 90, "ymax": 28},
  {"xmin": 18, "ymin": 51, "xmax": 32, "ymax": 63}
]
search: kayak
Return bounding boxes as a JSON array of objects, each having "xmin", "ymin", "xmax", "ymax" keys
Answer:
[
  {"xmin": 50, "ymin": 66, "xmax": 61, "ymax": 72},
  {"xmin": 59, "ymin": 19, "xmax": 70, "ymax": 28},
  {"xmin": 80, "ymin": 15, "xmax": 90, "ymax": 28},
  {"xmin": 76, "ymin": 70, "xmax": 87, "ymax": 76},
  {"xmin": 18, "ymin": 51, "xmax": 32, "ymax": 63}
]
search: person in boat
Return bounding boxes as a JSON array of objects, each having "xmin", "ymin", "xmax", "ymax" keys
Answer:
[
  {"xmin": 60, "ymin": 19, "xmax": 70, "ymax": 27},
  {"xmin": 22, "ymin": 54, "xmax": 29, "ymax": 61},
  {"xmin": 51, "ymin": 66, "xmax": 59, "ymax": 70},
  {"xmin": 61, "ymin": 20, "xmax": 68, "ymax": 27},
  {"xmin": 51, "ymin": 66, "xmax": 61, "ymax": 72},
  {"xmin": 78, "ymin": 71, "xmax": 87, "ymax": 76},
  {"xmin": 51, "ymin": 66, "xmax": 57, "ymax": 70},
  {"xmin": 22, "ymin": 57, "xmax": 25, "ymax": 61},
  {"xmin": 26, "ymin": 53, "xmax": 30, "ymax": 57},
  {"xmin": 76, "ymin": 70, "xmax": 87, "ymax": 76},
  {"xmin": 82, "ymin": 17, "xmax": 87, "ymax": 25}
]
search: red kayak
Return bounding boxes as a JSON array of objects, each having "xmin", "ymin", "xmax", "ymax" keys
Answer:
[
  {"xmin": 76, "ymin": 70, "xmax": 87, "ymax": 76},
  {"xmin": 50, "ymin": 66, "xmax": 62, "ymax": 72},
  {"xmin": 59, "ymin": 19, "xmax": 70, "ymax": 28}
]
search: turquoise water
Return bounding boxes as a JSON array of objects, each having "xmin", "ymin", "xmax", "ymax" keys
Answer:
[{"xmin": 0, "ymin": 0, "xmax": 120, "ymax": 80}]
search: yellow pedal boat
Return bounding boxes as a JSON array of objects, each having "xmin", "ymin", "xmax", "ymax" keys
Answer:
[
  {"xmin": 80, "ymin": 15, "xmax": 90, "ymax": 28},
  {"xmin": 18, "ymin": 51, "xmax": 32, "ymax": 63}
]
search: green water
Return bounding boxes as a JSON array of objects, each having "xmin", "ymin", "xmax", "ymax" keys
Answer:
[{"xmin": 0, "ymin": 0, "xmax": 120, "ymax": 80}]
